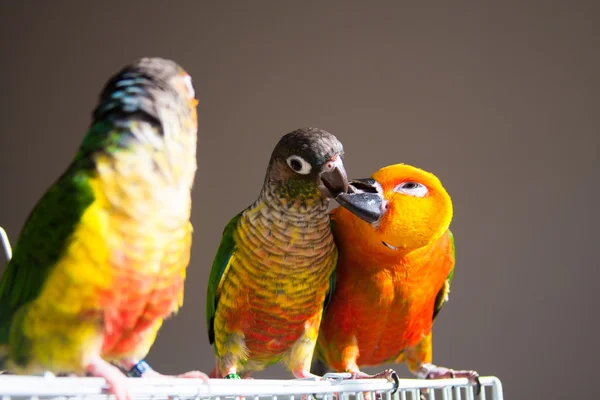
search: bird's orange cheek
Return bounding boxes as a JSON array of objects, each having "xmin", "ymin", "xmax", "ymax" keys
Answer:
[{"xmin": 377, "ymin": 205, "xmax": 408, "ymax": 245}]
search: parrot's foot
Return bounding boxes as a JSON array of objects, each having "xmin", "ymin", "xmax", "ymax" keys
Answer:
[
  {"xmin": 344, "ymin": 369, "xmax": 399, "ymax": 387},
  {"xmin": 87, "ymin": 356, "xmax": 132, "ymax": 400},
  {"xmin": 291, "ymin": 368, "xmax": 322, "ymax": 380},
  {"xmin": 351, "ymin": 369, "xmax": 400, "ymax": 400},
  {"xmin": 293, "ymin": 367, "xmax": 339, "ymax": 400},
  {"xmin": 124, "ymin": 359, "xmax": 209, "ymax": 383},
  {"xmin": 417, "ymin": 363, "xmax": 481, "ymax": 395},
  {"xmin": 216, "ymin": 368, "xmax": 246, "ymax": 400},
  {"xmin": 318, "ymin": 370, "xmax": 399, "ymax": 400},
  {"xmin": 209, "ymin": 362, "xmax": 250, "ymax": 379},
  {"xmin": 144, "ymin": 368, "xmax": 210, "ymax": 382}
]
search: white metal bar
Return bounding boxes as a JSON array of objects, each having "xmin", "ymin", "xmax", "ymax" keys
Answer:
[
  {"xmin": 0, "ymin": 226, "xmax": 11, "ymax": 261},
  {"xmin": 453, "ymin": 386, "xmax": 461, "ymax": 400},
  {"xmin": 429, "ymin": 387, "xmax": 436, "ymax": 400},
  {"xmin": 465, "ymin": 386, "xmax": 473, "ymax": 400},
  {"xmin": 488, "ymin": 377, "xmax": 503, "ymax": 400},
  {"xmin": 466, "ymin": 386, "xmax": 474, "ymax": 400},
  {"xmin": 0, "ymin": 376, "xmax": 503, "ymax": 400},
  {"xmin": 442, "ymin": 386, "xmax": 451, "ymax": 400}
]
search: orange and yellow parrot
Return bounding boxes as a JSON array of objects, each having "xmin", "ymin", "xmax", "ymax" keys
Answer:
[{"xmin": 313, "ymin": 164, "xmax": 480, "ymax": 392}]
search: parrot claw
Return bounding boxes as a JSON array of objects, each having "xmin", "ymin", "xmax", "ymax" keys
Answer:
[
  {"xmin": 368, "ymin": 369, "xmax": 399, "ymax": 394},
  {"xmin": 387, "ymin": 370, "xmax": 400, "ymax": 394},
  {"xmin": 469, "ymin": 375, "xmax": 482, "ymax": 396},
  {"xmin": 329, "ymin": 369, "xmax": 399, "ymax": 400},
  {"xmin": 471, "ymin": 375, "xmax": 482, "ymax": 396},
  {"xmin": 419, "ymin": 364, "xmax": 481, "ymax": 395}
]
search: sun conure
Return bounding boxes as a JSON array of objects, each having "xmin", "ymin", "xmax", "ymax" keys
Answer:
[
  {"xmin": 206, "ymin": 127, "xmax": 395, "ymax": 381},
  {"xmin": 313, "ymin": 163, "xmax": 480, "ymax": 391},
  {"xmin": 0, "ymin": 58, "xmax": 208, "ymax": 400}
]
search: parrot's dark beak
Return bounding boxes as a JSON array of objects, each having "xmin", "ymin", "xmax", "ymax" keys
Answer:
[
  {"xmin": 319, "ymin": 156, "xmax": 349, "ymax": 198},
  {"xmin": 334, "ymin": 178, "xmax": 386, "ymax": 225}
]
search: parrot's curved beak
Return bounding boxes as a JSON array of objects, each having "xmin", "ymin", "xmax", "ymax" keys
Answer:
[
  {"xmin": 334, "ymin": 178, "xmax": 386, "ymax": 225},
  {"xmin": 319, "ymin": 156, "xmax": 349, "ymax": 198}
]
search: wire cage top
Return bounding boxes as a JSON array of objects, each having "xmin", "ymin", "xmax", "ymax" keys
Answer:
[{"xmin": 0, "ymin": 374, "xmax": 503, "ymax": 400}]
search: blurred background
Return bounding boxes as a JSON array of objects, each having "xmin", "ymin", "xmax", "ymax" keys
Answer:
[{"xmin": 0, "ymin": 2, "xmax": 598, "ymax": 399}]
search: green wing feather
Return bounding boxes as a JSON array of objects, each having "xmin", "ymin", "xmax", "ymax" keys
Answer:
[
  {"xmin": 432, "ymin": 229, "xmax": 455, "ymax": 321},
  {"xmin": 0, "ymin": 169, "xmax": 95, "ymax": 344},
  {"xmin": 206, "ymin": 212, "xmax": 243, "ymax": 345},
  {"xmin": 0, "ymin": 121, "xmax": 132, "ymax": 345}
]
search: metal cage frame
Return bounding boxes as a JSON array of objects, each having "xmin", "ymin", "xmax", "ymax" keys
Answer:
[{"xmin": 0, "ymin": 375, "xmax": 503, "ymax": 400}]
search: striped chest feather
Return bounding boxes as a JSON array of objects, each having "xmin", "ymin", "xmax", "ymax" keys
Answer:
[{"xmin": 216, "ymin": 191, "xmax": 337, "ymax": 355}]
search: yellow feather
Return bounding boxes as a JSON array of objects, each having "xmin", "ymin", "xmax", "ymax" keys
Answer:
[{"xmin": 17, "ymin": 177, "xmax": 112, "ymax": 372}]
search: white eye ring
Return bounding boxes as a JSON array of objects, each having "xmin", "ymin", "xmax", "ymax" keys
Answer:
[
  {"xmin": 394, "ymin": 181, "xmax": 428, "ymax": 197},
  {"xmin": 286, "ymin": 155, "xmax": 312, "ymax": 175},
  {"xmin": 183, "ymin": 75, "xmax": 195, "ymax": 99}
]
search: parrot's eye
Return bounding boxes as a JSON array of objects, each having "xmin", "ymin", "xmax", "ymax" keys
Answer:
[
  {"xmin": 394, "ymin": 181, "xmax": 428, "ymax": 197},
  {"xmin": 286, "ymin": 155, "xmax": 312, "ymax": 175}
]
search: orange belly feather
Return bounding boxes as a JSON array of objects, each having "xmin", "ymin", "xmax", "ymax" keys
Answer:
[{"xmin": 319, "ymin": 229, "xmax": 453, "ymax": 370}]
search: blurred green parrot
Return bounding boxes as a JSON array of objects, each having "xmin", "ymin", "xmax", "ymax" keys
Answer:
[{"xmin": 0, "ymin": 57, "xmax": 208, "ymax": 400}]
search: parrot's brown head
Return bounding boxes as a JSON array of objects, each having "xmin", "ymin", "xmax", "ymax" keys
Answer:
[
  {"xmin": 93, "ymin": 57, "xmax": 198, "ymax": 143},
  {"xmin": 335, "ymin": 164, "xmax": 453, "ymax": 253},
  {"xmin": 265, "ymin": 127, "xmax": 349, "ymax": 202}
]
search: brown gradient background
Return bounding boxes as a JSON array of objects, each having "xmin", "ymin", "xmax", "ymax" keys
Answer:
[{"xmin": 0, "ymin": 2, "xmax": 598, "ymax": 399}]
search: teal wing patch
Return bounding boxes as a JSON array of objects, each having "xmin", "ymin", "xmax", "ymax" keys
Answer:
[
  {"xmin": 433, "ymin": 229, "xmax": 455, "ymax": 321},
  {"xmin": 206, "ymin": 212, "xmax": 243, "ymax": 345},
  {"xmin": 0, "ymin": 168, "xmax": 95, "ymax": 344}
]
